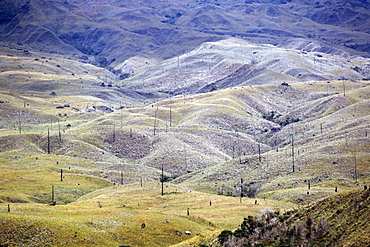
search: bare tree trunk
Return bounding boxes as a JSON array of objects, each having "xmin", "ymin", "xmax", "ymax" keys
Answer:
[
  {"xmin": 291, "ymin": 124, "xmax": 295, "ymax": 173},
  {"xmin": 258, "ymin": 144, "xmax": 261, "ymax": 162},
  {"xmin": 354, "ymin": 152, "xmax": 357, "ymax": 183},
  {"xmin": 112, "ymin": 125, "xmax": 116, "ymax": 143},
  {"xmin": 169, "ymin": 106, "xmax": 172, "ymax": 127},
  {"xmin": 161, "ymin": 164, "xmax": 164, "ymax": 196},
  {"xmin": 51, "ymin": 185, "xmax": 55, "ymax": 205},
  {"xmin": 47, "ymin": 128, "xmax": 51, "ymax": 154},
  {"xmin": 58, "ymin": 119, "xmax": 62, "ymax": 142},
  {"xmin": 120, "ymin": 109, "xmax": 123, "ymax": 129},
  {"xmin": 343, "ymin": 81, "xmax": 346, "ymax": 96},
  {"xmin": 153, "ymin": 110, "xmax": 157, "ymax": 136},
  {"xmin": 18, "ymin": 111, "xmax": 22, "ymax": 134}
]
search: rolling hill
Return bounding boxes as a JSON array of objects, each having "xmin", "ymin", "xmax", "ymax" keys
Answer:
[
  {"xmin": 0, "ymin": 1, "xmax": 370, "ymax": 244},
  {"xmin": 0, "ymin": 38, "xmax": 369, "ymax": 246},
  {"xmin": 119, "ymin": 38, "xmax": 368, "ymax": 95}
]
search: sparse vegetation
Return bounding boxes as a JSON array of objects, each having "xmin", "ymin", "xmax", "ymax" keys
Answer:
[
  {"xmin": 0, "ymin": 37, "xmax": 369, "ymax": 246},
  {"xmin": 219, "ymin": 187, "xmax": 370, "ymax": 247}
]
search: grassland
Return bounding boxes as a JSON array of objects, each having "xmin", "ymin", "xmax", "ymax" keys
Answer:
[
  {"xmin": 0, "ymin": 40, "xmax": 369, "ymax": 246},
  {"xmin": 0, "ymin": 182, "xmax": 296, "ymax": 247}
]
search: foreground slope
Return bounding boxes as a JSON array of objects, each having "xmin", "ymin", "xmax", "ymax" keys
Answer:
[
  {"xmin": 0, "ymin": 183, "xmax": 296, "ymax": 246},
  {"xmin": 217, "ymin": 187, "xmax": 370, "ymax": 247}
]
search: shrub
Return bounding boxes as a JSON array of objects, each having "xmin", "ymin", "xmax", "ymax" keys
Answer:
[
  {"xmin": 262, "ymin": 111, "xmax": 299, "ymax": 126},
  {"xmin": 219, "ymin": 210, "xmax": 330, "ymax": 247},
  {"xmin": 218, "ymin": 230, "xmax": 233, "ymax": 245}
]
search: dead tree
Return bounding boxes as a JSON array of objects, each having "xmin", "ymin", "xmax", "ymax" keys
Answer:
[
  {"xmin": 240, "ymin": 178, "xmax": 244, "ymax": 198},
  {"xmin": 161, "ymin": 164, "xmax": 164, "ymax": 196},
  {"xmin": 169, "ymin": 105, "xmax": 172, "ymax": 127},
  {"xmin": 291, "ymin": 124, "xmax": 295, "ymax": 173},
  {"xmin": 51, "ymin": 185, "xmax": 56, "ymax": 205},
  {"xmin": 258, "ymin": 144, "xmax": 261, "ymax": 162},
  {"xmin": 153, "ymin": 110, "xmax": 157, "ymax": 136},
  {"xmin": 354, "ymin": 151, "xmax": 358, "ymax": 183},
  {"xmin": 112, "ymin": 125, "xmax": 116, "ymax": 143},
  {"xmin": 47, "ymin": 127, "xmax": 51, "ymax": 154},
  {"xmin": 343, "ymin": 81, "xmax": 346, "ymax": 96},
  {"xmin": 18, "ymin": 111, "xmax": 22, "ymax": 134},
  {"xmin": 58, "ymin": 119, "xmax": 62, "ymax": 142}
]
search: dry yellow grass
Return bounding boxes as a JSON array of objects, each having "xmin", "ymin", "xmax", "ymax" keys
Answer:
[{"xmin": 0, "ymin": 182, "xmax": 296, "ymax": 246}]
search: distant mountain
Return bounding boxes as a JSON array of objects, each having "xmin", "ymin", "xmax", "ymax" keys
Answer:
[{"xmin": 1, "ymin": 0, "xmax": 369, "ymax": 69}]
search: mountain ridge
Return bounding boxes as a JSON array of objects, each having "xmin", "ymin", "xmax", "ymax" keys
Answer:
[{"xmin": 1, "ymin": 0, "xmax": 370, "ymax": 69}]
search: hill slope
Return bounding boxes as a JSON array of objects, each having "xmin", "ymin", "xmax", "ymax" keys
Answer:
[
  {"xmin": 1, "ymin": 40, "xmax": 370, "ymax": 199},
  {"xmin": 119, "ymin": 38, "xmax": 368, "ymax": 95},
  {"xmin": 0, "ymin": 183, "xmax": 296, "ymax": 247},
  {"xmin": 217, "ymin": 187, "xmax": 370, "ymax": 247},
  {"xmin": 0, "ymin": 37, "xmax": 369, "ymax": 246}
]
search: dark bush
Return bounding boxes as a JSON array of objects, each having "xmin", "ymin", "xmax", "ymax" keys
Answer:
[{"xmin": 218, "ymin": 230, "xmax": 233, "ymax": 245}]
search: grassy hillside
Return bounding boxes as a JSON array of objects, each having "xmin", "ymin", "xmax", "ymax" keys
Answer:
[
  {"xmin": 1, "ymin": 41, "xmax": 369, "ymax": 198},
  {"xmin": 0, "ymin": 182, "xmax": 296, "ymax": 247},
  {"xmin": 0, "ymin": 40, "xmax": 369, "ymax": 246},
  {"xmin": 215, "ymin": 187, "xmax": 370, "ymax": 247}
]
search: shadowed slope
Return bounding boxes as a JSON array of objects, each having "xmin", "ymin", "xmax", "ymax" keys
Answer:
[{"xmin": 1, "ymin": 0, "xmax": 370, "ymax": 69}]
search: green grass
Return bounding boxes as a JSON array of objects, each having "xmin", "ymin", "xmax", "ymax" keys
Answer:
[
  {"xmin": 0, "ymin": 153, "xmax": 113, "ymax": 203},
  {"xmin": 206, "ymin": 187, "xmax": 370, "ymax": 247},
  {"xmin": 0, "ymin": 182, "xmax": 296, "ymax": 246}
]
